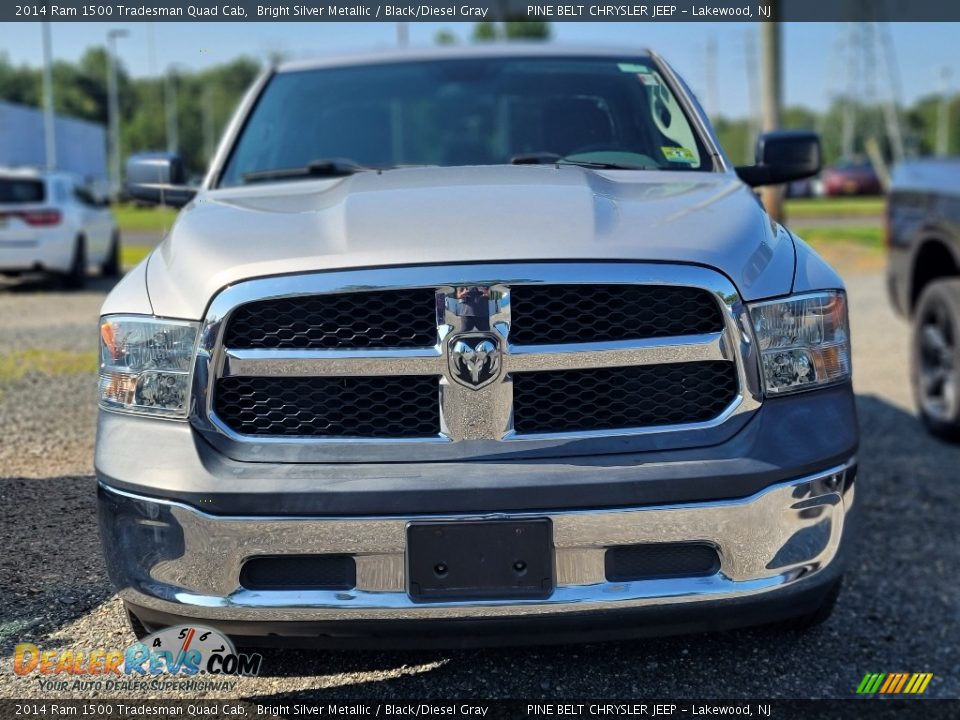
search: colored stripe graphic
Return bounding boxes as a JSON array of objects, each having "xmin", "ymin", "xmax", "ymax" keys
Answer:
[
  {"xmin": 879, "ymin": 674, "xmax": 897, "ymax": 693},
  {"xmin": 856, "ymin": 673, "xmax": 886, "ymax": 694},
  {"xmin": 904, "ymin": 673, "xmax": 934, "ymax": 694},
  {"xmin": 858, "ymin": 672, "xmax": 933, "ymax": 694}
]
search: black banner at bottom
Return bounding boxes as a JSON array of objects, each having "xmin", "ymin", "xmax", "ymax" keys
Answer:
[{"xmin": 0, "ymin": 700, "xmax": 958, "ymax": 720}]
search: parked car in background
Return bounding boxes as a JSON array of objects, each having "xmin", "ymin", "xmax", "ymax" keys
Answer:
[
  {"xmin": 99, "ymin": 47, "xmax": 856, "ymax": 646},
  {"xmin": 0, "ymin": 167, "xmax": 120, "ymax": 288},
  {"xmin": 822, "ymin": 158, "xmax": 883, "ymax": 197},
  {"xmin": 888, "ymin": 158, "xmax": 960, "ymax": 439}
]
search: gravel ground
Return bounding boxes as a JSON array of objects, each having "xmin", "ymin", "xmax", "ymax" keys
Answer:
[{"xmin": 0, "ymin": 260, "xmax": 957, "ymax": 700}]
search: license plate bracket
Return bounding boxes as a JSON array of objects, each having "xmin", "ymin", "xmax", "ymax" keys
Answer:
[{"xmin": 407, "ymin": 519, "xmax": 553, "ymax": 602}]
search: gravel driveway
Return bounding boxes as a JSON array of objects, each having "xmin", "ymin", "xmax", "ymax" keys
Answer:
[{"xmin": 0, "ymin": 264, "xmax": 957, "ymax": 700}]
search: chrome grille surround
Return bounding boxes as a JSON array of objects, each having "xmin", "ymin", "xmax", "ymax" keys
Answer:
[{"xmin": 192, "ymin": 263, "xmax": 763, "ymax": 463}]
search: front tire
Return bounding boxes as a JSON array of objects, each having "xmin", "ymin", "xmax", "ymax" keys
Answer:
[
  {"xmin": 911, "ymin": 278, "xmax": 960, "ymax": 441},
  {"xmin": 124, "ymin": 602, "xmax": 150, "ymax": 641},
  {"xmin": 62, "ymin": 236, "xmax": 86, "ymax": 290},
  {"xmin": 101, "ymin": 231, "xmax": 121, "ymax": 278}
]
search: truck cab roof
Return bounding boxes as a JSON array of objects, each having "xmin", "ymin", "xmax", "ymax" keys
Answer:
[{"xmin": 274, "ymin": 44, "xmax": 656, "ymax": 73}]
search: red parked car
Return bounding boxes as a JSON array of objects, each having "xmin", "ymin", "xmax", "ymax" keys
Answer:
[{"xmin": 822, "ymin": 159, "xmax": 882, "ymax": 196}]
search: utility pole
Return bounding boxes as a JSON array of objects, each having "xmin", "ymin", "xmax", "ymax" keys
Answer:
[
  {"xmin": 165, "ymin": 62, "xmax": 194, "ymax": 157},
  {"xmin": 760, "ymin": 11, "xmax": 783, "ymax": 223},
  {"xmin": 41, "ymin": 22, "xmax": 56, "ymax": 171},
  {"xmin": 840, "ymin": 23, "xmax": 861, "ymax": 160},
  {"xmin": 165, "ymin": 72, "xmax": 178, "ymax": 154},
  {"xmin": 147, "ymin": 23, "xmax": 157, "ymax": 77},
  {"xmin": 878, "ymin": 21, "xmax": 905, "ymax": 162},
  {"xmin": 106, "ymin": 29, "xmax": 129, "ymax": 202},
  {"xmin": 744, "ymin": 29, "xmax": 760, "ymax": 164},
  {"xmin": 938, "ymin": 66, "xmax": 952, "ymax": 156},
  {"xmin": 148, "ymin": 22, "xmax": 166, "ymax": 151},
  {"xmin": 705, "ymin": 33, "xmax": 718, "ymax": 123},
  {"xmin": 202, "ymin": 85, "xmax": 215, "ymax": 165}
]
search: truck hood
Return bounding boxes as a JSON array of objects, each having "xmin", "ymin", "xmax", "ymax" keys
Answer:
[{"xmin": 145, "ymin": 165, "xmax": 795, "ymax": 319}]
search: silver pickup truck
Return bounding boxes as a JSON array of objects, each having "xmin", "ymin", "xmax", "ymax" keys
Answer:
[{"xmin": 97, "ymin": 46, "xmax": 857, "ymax": 646}]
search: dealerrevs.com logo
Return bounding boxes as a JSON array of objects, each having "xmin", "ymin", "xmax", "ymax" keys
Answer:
[{"xmin": 14, "ymin": 625, "xmax": 262, "ymax": 692}]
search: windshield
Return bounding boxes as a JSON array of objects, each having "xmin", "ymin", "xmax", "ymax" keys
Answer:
[{"xmin": 218, "ymin": 56, "xmax": 711, "ymax": 186}]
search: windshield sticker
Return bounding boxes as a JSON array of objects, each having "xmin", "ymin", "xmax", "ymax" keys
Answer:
[
  {"xmin": 618, "ymin": 63, "xmax": 651, "ymax": 73},
  {"xmin": 662, "ymin": 146, "xmax": 697, "ymax": 164}
]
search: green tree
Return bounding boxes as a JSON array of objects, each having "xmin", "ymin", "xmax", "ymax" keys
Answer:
[
  {"xmin": 117, "ymin": 57, "xmax": 259, "ymax": 176},
  {"xmin": 434, "ymin": 29, "xmax": 458, "ymax": 46},
  {"xmin": 0, "ymin": 53, "xmax": 41, "ymax": 107},
  {"xmin": 504, "ymin": 21, "xmax": 551, "ymax": 40},
  {"xmin": 122, "ymin": 78, "xmax": 166, "ymax": 160},
  {"xmin": 472, "ymin": 21, "xmax": 551, "ymax": 42},
  {"xmin": 713, "ymin": 116, "xmax": 752, "ymax": 165},
  {"xmin": 472, "ymin": 21, "xmax": 499, "ymax": 42},
  {"xmin": 906, "ymin": 93, "xmax": 960, "ymax": 156},
  {"xmin": 783, "ymin": 106, "xmax": 818, "ymax": 132}
]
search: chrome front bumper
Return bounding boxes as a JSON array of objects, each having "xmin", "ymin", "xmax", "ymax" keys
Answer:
[{"xmin": 99, "ymin": 459, "xmax": 856, "ymax": 625}]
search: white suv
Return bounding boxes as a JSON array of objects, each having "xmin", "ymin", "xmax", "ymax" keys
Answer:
[{"xmin": 0, "ymin": 168, "xmax": 119, "ymax": 288}]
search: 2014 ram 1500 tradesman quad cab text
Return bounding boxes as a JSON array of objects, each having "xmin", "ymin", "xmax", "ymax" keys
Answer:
[{"xmin": 97, "ymin": 47, "xmax": 858, "ymax": 646}]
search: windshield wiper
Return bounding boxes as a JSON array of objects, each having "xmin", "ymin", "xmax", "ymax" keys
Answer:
[
  {"xmin": 561, "ymin": 159, "xmax": 655, "ymax": 170},
  {"xmin": 509, "ymin": 153, "xmax": 654, "ymax": 171},
  {"xmin": 242, "ymin": 158, "xmax": 373, "ymax": 184},
  {"xmin": 510, "ymin": 152, "xmax": 563, "ymax": 165}
]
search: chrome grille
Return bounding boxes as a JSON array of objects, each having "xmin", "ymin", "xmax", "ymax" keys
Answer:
[
  {"xmin": 195, "ymin": 264, "xmax": 761, "ymax": 462},
  {"xmin": 509, "ymin": 284, "xmax": 723, "ymax": 345},
  {"xmin": 513, "ymin": 361, "xmax": 738, "ymax": 434},
  {"xmin": 223, "ymin": 288, "xmax": 437, "ymax": 349},
  {"xmin": 604, "ymin": 543, "xmax": 721, "ymax": 582},
  {"xmin": 215, "ymin": 375, "xmax": 440, "ymax": 437}
]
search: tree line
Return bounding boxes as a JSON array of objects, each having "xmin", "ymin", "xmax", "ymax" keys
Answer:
[
  {"xmin": 0, "ymin": 48, "xmax": 260, "ymax": 179},
  {"xmin": 713, "ymin": 99, "xmax": 958, "ymax": 165},
  {"xmin": 0, "ymin": 31, "xmax": 955, "ymax": 180}
]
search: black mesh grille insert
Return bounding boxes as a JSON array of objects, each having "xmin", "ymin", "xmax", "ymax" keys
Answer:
[
  {"xmin": 214, "ymin": 375, "xmax": 440, "ymax": 437},
  {"xmin": 509, "ymin": 284, "xmax": 724, "ymax": 346},
  {"xmin": 512, "ymin": 361, "xmax": 738, "ymax": 434},
  {"xmin": 605, "ymin": 543, "xmax": 721, "ymax": 582},
  {"xmin": 223, "ymin": 289, "xmax": 437, "ymax": 349},
  {"xmin": 240, "ymin": 555, "xmax": 356, "ymax": 590}
]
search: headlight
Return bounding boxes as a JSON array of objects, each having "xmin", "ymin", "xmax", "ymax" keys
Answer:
[
  {"xmin": 99, "ymin": 315, "xmax": 200, "ymax": 418},
  {"xmin": 748, "ymin": 291, "xmax": 851, "ymax": 395}
]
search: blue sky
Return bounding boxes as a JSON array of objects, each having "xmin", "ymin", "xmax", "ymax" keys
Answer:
[{"xmin": 2, "ymin": 21, "xmax": 957, "ymax": 118}]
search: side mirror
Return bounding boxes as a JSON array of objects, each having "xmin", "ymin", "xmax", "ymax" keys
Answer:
[
  {"xmin": 126, "ymin": 152, "xmax": 197, "ymax": 208},
  {"xmin": 735, "ymin": 131, "xmax": 821, "ymax": 188}
]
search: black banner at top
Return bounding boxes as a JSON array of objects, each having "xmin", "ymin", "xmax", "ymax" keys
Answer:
[
  {"xmin": 0, "ymin": 700, "xmax": 959, "ymax": 720},
  {"xmin": 4, "ymin": 0, "xmax": 960, "ymax": 23}
]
